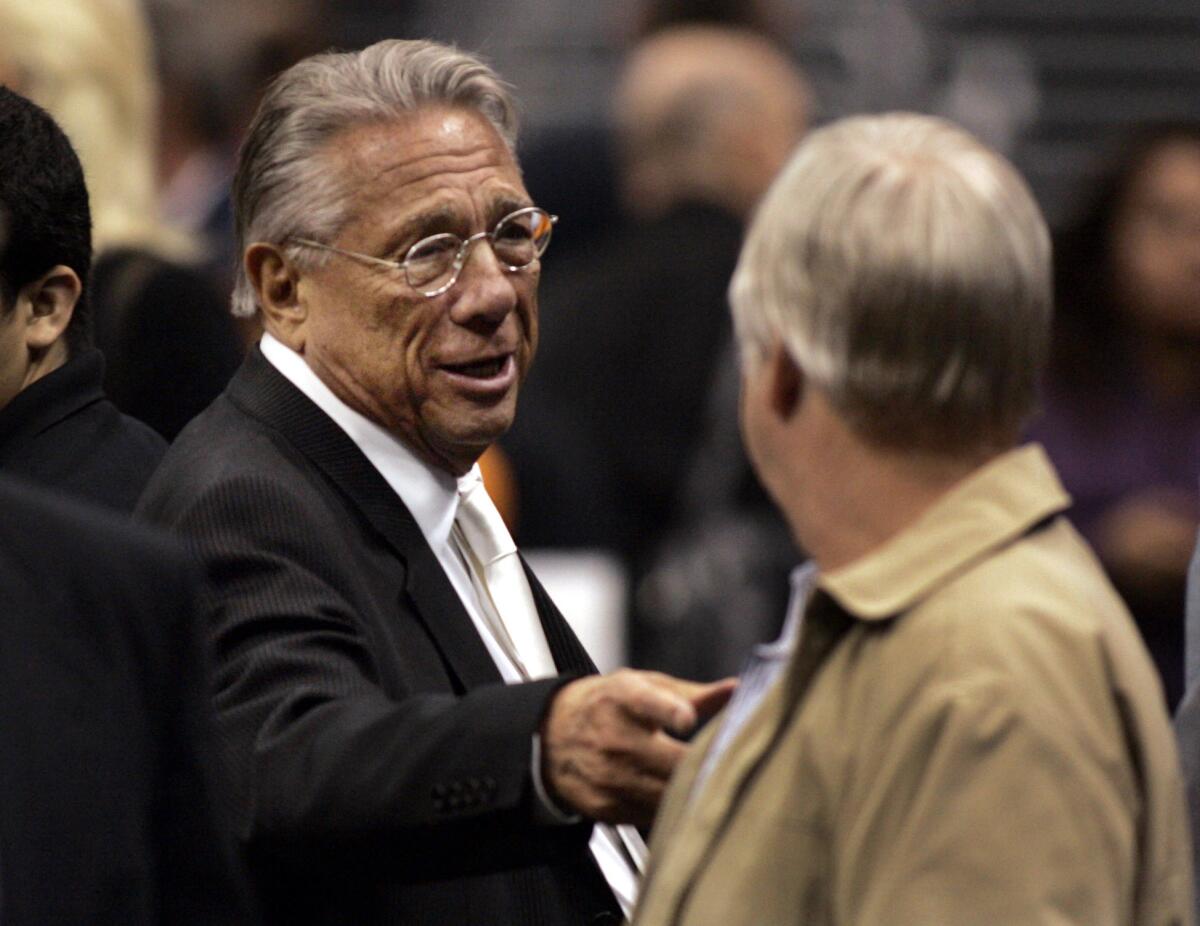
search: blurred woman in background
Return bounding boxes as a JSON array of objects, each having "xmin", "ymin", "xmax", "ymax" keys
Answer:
[
  {"xmin": 1032, "ymin": 123, "xmax": 1200, "ymax": 708},
  {"xmin": 0, "ymin": 0, "xmax": 242, "ymax": 439}
]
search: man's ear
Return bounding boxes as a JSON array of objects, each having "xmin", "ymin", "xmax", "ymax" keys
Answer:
[
  {"xmin": 19, "ymin": 264, "xmax": 79, "ymax": 351},
  {"xmin": 245, "ymin": 243, "xmax": 306, "ymax": 349},
  {"xmin": 767, "ymin": 343, "xmax": 803, "ymax": 420}
]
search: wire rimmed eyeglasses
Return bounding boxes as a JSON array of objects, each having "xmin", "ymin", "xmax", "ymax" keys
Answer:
[{"xmin": 289, "ymin": 206, "xmax": 557, "ymax": 298}]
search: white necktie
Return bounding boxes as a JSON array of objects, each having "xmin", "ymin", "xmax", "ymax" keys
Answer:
[
  {"xmin": 453, "ymin": 473, "xmax": 557, "ymax": 680},
  {"xmin": 452, "ymin": 472, "xmax": 648, "ymax": 914}
]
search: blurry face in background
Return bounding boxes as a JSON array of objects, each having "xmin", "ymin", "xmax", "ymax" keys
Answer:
[{"xmin": 1110, "ymin": 139, "xmax": 1200, "ymax": 337}]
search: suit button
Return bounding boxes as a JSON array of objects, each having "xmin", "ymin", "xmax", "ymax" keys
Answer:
[
  {"xmin": 432, "ymin": 784, "xmax": 447, "ymax": 798},
  {"xmin": 591, "ymin": 913, "xmax": 620, "ymax": 924},
  {"xmin": 449, "ymin": 781, "xmax": 463, "ymax": 794},
  {"xmin": 483, "ymin": 776, "xmax": 496, "ymax": 791},
  {"xmin": 468, "ymin": 777, "xmax": 481, "ymax": 792},
  {"xmin": 432, "ymin": 797, "xmax": 446, "ymax": 812}
]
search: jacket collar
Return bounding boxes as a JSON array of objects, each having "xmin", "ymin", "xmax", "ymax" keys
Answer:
[
  {"xmin": 819, "ymin": 444, "xmax": 1071, "ymax": 621},
  {"xmin": 0, "ymin": 349, "xmax": 107, "ymax": 456},
  {"xmin": 639, "ymin": 445, "xmax": 1071, "ymax": 922},
  {"xmin": 224, "ymin": 347, "xmax": 593, "ymax": 685}
]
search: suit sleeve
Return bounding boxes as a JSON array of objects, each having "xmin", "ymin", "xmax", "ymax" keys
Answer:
[
  {"xmin": 831, "ymin": 671, "xmax": 1140, "ymax": 925},
  {"xmin": 141, "ymin": 472, "xmax": 590, "ymax": 879}
]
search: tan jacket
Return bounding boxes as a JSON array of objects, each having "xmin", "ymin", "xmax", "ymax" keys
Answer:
[{"xmin": 635, "ymin": 445, "xmax": 1192, "ymax": 926}]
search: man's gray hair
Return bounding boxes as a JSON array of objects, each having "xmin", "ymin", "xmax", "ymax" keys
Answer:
[
  {"xmin": 230, "ymin": 38, "xmax": 518, "ymax": 318},
  {"xmin": 729, "ymin": 112, "xmax": 1052, "ymax": 453}
]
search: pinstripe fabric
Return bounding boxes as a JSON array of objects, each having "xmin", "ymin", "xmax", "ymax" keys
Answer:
[{"xmin": 136, "ymin": 347, "xmax": 621, "ymax": 926}]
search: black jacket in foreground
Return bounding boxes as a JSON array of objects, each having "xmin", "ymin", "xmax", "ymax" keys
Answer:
[
  {"xmin": 0, "ymin": 475, "xmax": 249, "ymax": 924},
  {"xmin": 136, "ymin": 347, "xmax": 621, "ymax": 926},
  {"xmin": 0, "ymin": 348, "xmax": 165, "ymax": 511}
]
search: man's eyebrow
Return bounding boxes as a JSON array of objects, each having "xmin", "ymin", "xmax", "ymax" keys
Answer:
[
  {"xmin": 489, "ymin": 196, "xmax": 533, "ymax": 223},
  {"xmin": 379, "ymin": 197, "xmax": 534, "ymax": 256},
  {"xmin": 380, "ymin": 206, "xmax": 459, "ymax": 256}
]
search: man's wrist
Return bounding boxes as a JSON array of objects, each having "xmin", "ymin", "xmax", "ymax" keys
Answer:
[{"xmin": 530, "ymin": 732, "xmax": 581, "ymax": 824}]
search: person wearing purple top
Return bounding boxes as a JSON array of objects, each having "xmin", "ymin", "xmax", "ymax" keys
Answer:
[{"xmin": 1030, "ymin": 123, "xmax": 1200, "ymax": 708}]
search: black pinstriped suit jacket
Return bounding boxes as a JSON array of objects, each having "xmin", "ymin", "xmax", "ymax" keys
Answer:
[{"xmin": 136, "ymin": 348, "xmax": 621, "ymax": 925}]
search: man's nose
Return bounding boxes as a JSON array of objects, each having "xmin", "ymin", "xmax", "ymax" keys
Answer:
[{"xmin": 449, "ymin": 235, "xmax": 520, "ymax": 325}]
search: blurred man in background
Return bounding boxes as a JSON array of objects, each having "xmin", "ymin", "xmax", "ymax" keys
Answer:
[
  {"xmin": 508, "ymin": 25, "xmax": 810, "ymax": 676},
  {"xmin": 0, "ymin": 0, "xmax": 244, "ymax": 441},
  {"xmin": 0, "ymin": 86, "xmax": 163, "ymax": 511}
]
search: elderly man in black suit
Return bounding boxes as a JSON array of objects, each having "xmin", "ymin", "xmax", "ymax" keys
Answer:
[
  {"xmin": 0, "ymin": 474, "xmax": 247, "ymax": 923},
  {"xmin": 0, "ymin": 87, "xmax": 164, "ymax": 511},
  {"xmin": 137, "ymin": 39, "xmax": 732, "ymax": 926}
]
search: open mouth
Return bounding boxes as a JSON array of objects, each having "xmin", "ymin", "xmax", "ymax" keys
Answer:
[{"xmin": 442, "ymin": 355, "xmax": 511, "ymax": 379}]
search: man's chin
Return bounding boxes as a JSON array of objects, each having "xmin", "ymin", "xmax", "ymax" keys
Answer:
[{"xmin": 424, "ymin": 412, "xmax": 517, "ymax": 475}]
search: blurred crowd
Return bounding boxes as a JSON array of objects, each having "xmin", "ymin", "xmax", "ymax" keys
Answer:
[{"xmin": 0, "ymin": 0, "xmax": 1195, "ymax": 696}]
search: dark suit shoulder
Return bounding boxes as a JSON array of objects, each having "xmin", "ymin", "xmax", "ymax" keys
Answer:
[
  {"xmin": 139, "ymin": 392, "xmax": 374, "ymax": 581},
  {"xmin": 0, "ymin": 351, "xmax": 166, "ymax": 512},
  {"xmin": 0, "ymin": 475, "xmax": 197, "ymax": 677},
  {"xmin": 1, "ymin": 473, "xmax": 188, "ymax": 586},
  {"xmin": 0, "ymin": 474, "xmax": 251, "ymax": 926},
  {"xmin": 142, "ymin": 388, "xmax": 329, "ymax": 510}
]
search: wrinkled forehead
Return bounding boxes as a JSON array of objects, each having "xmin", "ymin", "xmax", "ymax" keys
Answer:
[
  {"xmin": 331, "ymin": 109, "xmax": 519, "ymax": 190},
  {"xmin": 326, "ymin": 107, "xmax": 527, "ymax": 229}
]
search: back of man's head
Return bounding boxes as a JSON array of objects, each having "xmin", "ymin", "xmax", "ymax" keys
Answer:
[
  {"xmin": 730, "ymin": 112, "xmax": 1052, "ymax": 455},
  {"xmin": 0, "ymin": 86, "xmax": 92, "ymax": 356},
  {"xmin": 615, "ymin": 25, "xmax": 810, "ymax": 221}
]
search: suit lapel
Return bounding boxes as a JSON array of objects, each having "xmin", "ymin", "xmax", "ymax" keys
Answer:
[
  {"xmin": 227, "ymin": 348, "xmax": 501, "ymax": 691},
  {"xmin": 643, "ymin": 593, "xmax": 854, "ymax": 924},
  {"xmin": 521, "ymin": 557, "xmax": 598, "ymax": 675}
]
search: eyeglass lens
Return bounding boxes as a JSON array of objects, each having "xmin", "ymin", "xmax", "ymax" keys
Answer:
[{"xmin": 404, "ymin": 208, "xmax": 554, "ymax": 294}]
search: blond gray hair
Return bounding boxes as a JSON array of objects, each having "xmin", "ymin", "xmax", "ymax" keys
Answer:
[
  {"xmin": 230, "ymin": 39, "xmax": 518, "ymax": 318},
  {"xmin": 730, "ymin": 112, "xmax": 1051, "ymax": 453},
  {"xmin": 0, "ymin": 0, "xmax": 194, "ymax": 261}
]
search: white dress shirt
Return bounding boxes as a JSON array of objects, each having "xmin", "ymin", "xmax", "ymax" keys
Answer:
[
  {"xmin": 259, "ymin": 333, "xmax": 639, "ymax": 915},
  {"xmin": 692, "ymin": 561, "xmax": 817, "ymax": 801}
]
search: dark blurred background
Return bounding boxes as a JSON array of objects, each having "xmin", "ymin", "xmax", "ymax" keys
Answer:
[{"xmin": 14, "ymin": 0, "xmax": 1198, "ymax": 701}]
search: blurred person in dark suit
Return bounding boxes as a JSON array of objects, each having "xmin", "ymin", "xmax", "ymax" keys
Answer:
[
  {"xmin": 636, "ymin": 111, "xmax": 1192, "ymax": 926},
  {"xmin": 1030, "ymin": 123, "xmax": 1200, "ymax": 708},
  {"xmin": 137, "ymin": 39, "xmax": 732, "ymax": 926},
  {"xmin": 507, "ymin": 27, "xmax": 810, "ymax": 674},
  {"xmin": 0, "ymin": 473, "xmax": 247, "ymax": 924},
  {"xmin": 0, "ymin": 86, "xmax": 164, "ymax": 512},
  {"xmin": 0, "ymin": 0, "xmax": 243, "ymax": 440}
]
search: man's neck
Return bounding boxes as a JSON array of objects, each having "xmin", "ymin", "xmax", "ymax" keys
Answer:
[
  {"xmin": 21, "ymin": 341, "xmax": 70, "ymax": 393},
  {"xmin": 778, "ymin": 403, "xmax": 996, "ymax": 573}
]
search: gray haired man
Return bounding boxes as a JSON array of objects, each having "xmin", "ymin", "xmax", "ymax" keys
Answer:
[
  {"xmin": 138, "ymin": 39, "xmax": 731, "ymax": 926},
  {"xmin": 634, "ymin": 113, "xmax": 1192, "ymax": 925}
]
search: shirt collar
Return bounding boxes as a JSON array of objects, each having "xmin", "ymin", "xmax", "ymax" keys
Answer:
[
  {"xmin": 756, "ymin": 562, "xmax": 819, "ymax": 659},
  {"xmin": 0, "ymin": 348, "xmax": 107, "ymax": 451},
  {"xmin": 259, "ymin": 332, "xmax": 474, "ymax": 547},
  {"xmin": 818, "ymin": 444, "xmax": 1071, "ymax": 621}
]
